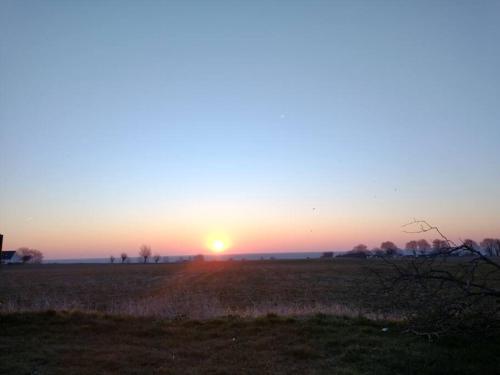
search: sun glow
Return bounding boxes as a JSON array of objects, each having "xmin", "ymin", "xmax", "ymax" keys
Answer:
[
  {"xmin": 206, "ymin": 233, "xmax": 231, "ymax": 253},
  {"xmin": 212, "ymin": 240, "xmax": 226, "ymax": 253}
]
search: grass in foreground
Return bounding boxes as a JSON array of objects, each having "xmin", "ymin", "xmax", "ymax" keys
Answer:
[{"xmin": 1, "ymin": 311, "xmax": 499, "ymax": 375}]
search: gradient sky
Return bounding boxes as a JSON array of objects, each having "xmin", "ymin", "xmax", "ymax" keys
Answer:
[{"xmin": 1, "ymin": 0, "xmax": 499, "ymax": 259}]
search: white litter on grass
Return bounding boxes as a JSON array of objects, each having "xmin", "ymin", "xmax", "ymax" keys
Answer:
[{"xmin": 381, "ymin": 327, "xmax": 389, "ymax": 332}]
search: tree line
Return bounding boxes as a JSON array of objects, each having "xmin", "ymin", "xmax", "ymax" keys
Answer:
[
  {"xmin": 110, "ymin": 245, "xmax": 163, "ymax": 264},
  {"xmin": 109, "ymin": 244, "xmax": 205, "ymax": 264},
  {"xmin": 343, "ymin": 238, "xmax": 500, "ymax": 258}
]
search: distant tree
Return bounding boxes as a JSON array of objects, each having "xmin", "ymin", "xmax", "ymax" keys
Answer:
[
  {"xmin": 462, "ymin": 239, "xmax": 479, "ymax": 255},
  {"xmin": 431, "ymin": 239, "xmax": 449, "ymax": 254},
  {"xmin": 21, "ymin": 254, "xmax": 32, "ymax": 263},
  {"xmin": 110, "ymin": 255, "xmax": 115, "ymax": 264},
  {"xmin": 120, "ymin": 252, "xmax": 128, "ymax": 263},
  {"xmin": 381, "ymin": 241, "xmax": 399, "ymax": 257},
  {"xmin": 463, "ymin": 239, "xmax": 479, "ymax": 250},
  {"xmin": 352, "ymin": 244, "xmax": 368, "ymax": 253},
  {"xmin": 17, "ymin": 247, "xmax": 32, "ymax": 263},
  {"xmin": 17, "ymin": 247, "xmax": 43, "ymax": 264},
  {"xmin": 139, "ymin": 245, "xmax": 152, "ymax": 263},
  {"xmin": 344, "ymin": 244, "xmax": 371, "ymax": 258},
  {"xmin": 33, "ymin": 250, "xmax": 43, "ymax": 263},
  {"xmin": 493, "ymin": 239, "xmax": 500, "ymax": 256},
  {"xmin": 480, "ymin": 238, "xmax": 500, "ymax": 257},
  {"xmin": 153, "ymin": 254, "xmax": 161, "ymax": 263},
  {"xmin": 405, "ymin": 240, "xmax": 418, "ymax": 257},
  {"xmin": 337, "ymin": 244, "xmax": 370, "ymax": 259},
  {"xmin": 416, "ymin": 239, "xmax": 431, "ymax": 256},
  {"xmin": 372, "ymin": 222, "xmax": 500, "ymax": 338}
]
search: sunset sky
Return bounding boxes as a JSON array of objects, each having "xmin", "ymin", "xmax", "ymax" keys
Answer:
[{"xmin": 1, "ymin": 1, "xmax": 499, "ymax": 259}]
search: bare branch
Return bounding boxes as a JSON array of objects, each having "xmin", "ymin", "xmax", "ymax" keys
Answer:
[{"xmin": 402, "ymin": 219, "xmax": 456, "ymax": 247}]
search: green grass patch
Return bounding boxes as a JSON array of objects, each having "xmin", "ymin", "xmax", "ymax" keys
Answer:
[{"xmin": 1, "ymin": 311, "xmax": 499, "ymax": 375}]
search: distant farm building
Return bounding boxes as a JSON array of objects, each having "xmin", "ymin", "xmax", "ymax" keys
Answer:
[{"xmin": 1, "ymin": 250, "xmax": 22, "ymax": 264}]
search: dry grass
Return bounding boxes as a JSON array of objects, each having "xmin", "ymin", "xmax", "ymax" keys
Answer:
[
  {"xmin": 0, "ymin": 259, "xmax": 380, "ymax": 319},
  {"xmin": 2, "ymin": 259, "xmax": 499, "ymax": 374}
]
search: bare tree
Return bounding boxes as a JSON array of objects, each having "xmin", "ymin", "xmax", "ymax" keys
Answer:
[
  {"xmin": 405, "ymin": 240, "xmax": 418, "ymax": 257},
  {"xmin": 431, "ymin": 239, "xmax": 448, "ymax": 254},
  {"xmin": 372, "ymin": 220, "xmax": 500, "ymax": 339},
  {"xmin": 153, "ymin": 254, "xmax": 161, "ymax": 264},
  {"xmin": 17, "ymin": 247, "xmax": 32, "ymax": 263},
  {"xmin": 463, "ymin": 239, "xmax": 479, "ymax": 251},
  {"xmin": 481, "ymin": 238, "xmax": 500, "ymax": 257},
  {"xmin": 342, "ymin": 244, "xmax": 371, "ymax": 258},
  {"xmin": 139, "ymin": 245, "xmax": 152, "ymax": 263},
  {"xmin": 110, "ymin": 255, "xmax": 115, "ymax": 264},
  {"xmin": 416, "ymin": 239, "xmax": 431, "ymax": 256},
  {"xmin": 353, "ymin": 244, "xmax": 368, "ymax": 253},
  {"xmin": 120, "ymin": 252, "xmax": 128, "ymax": 263},
  {"xmin": 17, "ymin": 247, "xmax": 43, "ymax": 264}
]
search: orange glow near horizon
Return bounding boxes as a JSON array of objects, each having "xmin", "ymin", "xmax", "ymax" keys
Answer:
[{"xmin": 3, "ymin": 200, "xmax": 500, "ymax": 259}]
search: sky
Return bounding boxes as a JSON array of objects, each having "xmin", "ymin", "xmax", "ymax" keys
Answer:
[{"xmin": 1, "ymin": 0, "xmax": 499, "ymax": 259}]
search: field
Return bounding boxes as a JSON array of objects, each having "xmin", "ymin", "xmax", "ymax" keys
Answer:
[
  {"xmin": 0, "ymin": 259, "xmax": 375, "ymax": 318},
  {"xmin": 1, "ymin": 259, "xmax": 499, "ymax": 374}
]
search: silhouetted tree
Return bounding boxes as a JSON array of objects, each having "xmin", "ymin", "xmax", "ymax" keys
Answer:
[
  {"xmin": 17, "ymin": 247, "xmax": 43, "ymax": 264},
  {"xmin": 352, "ymin": 244, "xmax": 368, "ymax": 253},
  {"xmin": 120, "ymin": 252, "xmax": 128, "ymax": 263},
  {"xmin": 373, "ymin": 220, "xmax": 500, "ymax": 339},
  {"xmin": 405, "ymin": 240, "xmax": 418, "ymax": 256},
  {"xmin": 463, "ymin": 239, "xmax": 479, "ymax": 250},
  {"xmin": 381, "ymin": 241, "xmax": 399, "ymax": 257},
  {"xmin": 431, "ymin": 239, "xmax": 448, "ymax": 254},
  {"xmin": 416, "ymin": 239, "xmax": 431, "ymax": 256},
  {"xmin": 153, "ymin": 254, "xmax": 161, "ymax": 263},
  {"xmin": 139, "ymin": 245, "xmax": 152, "ymax": 263},
  {"xmin": 110, "ymin": 255, "xmax": 115, "ymax": 264},
  {"xmin": 343, "ymin": 244, "xmax": 371, "ymax": 258},
  {"xmin": 481, "ymin": 238, "xmax": 500, "ymax": 257}
]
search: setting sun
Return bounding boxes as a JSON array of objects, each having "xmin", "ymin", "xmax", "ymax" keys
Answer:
[
  {"xmin": 206, "ymin": 233, "xmax": 232, "ymax": 253},
  {"xmin": 212, "ymin": 240, "xmax": 226, "ymax": 253}
]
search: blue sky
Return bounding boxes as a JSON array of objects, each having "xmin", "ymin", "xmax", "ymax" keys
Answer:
[{"xmin": 1, "ymin": 0, "xmax": 499, "ymax": 257}]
